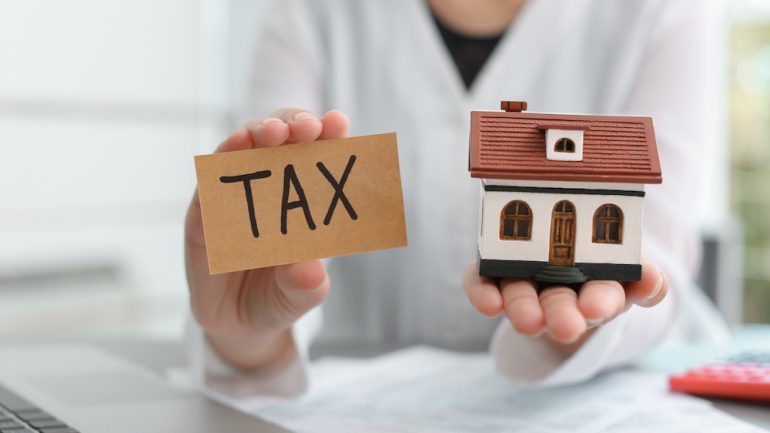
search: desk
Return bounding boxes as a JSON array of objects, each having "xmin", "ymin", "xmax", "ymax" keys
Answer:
[{"xmin": 2, "ymin": 325, "xmax": 769, "ymax": 431}]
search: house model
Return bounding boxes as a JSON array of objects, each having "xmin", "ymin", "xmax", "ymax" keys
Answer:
[{"xmin": 469, "ymin": 101, "xmax": 662, "ymax": 284}]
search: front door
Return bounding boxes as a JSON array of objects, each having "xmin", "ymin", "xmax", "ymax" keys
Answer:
[{"xmin": 549, "ymin": 200, "xmax": 576, "ymax": 266}]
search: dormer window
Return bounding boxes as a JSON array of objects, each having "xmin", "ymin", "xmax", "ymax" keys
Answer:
[
  {"xmin": 539, "ymin": 125, "xmax": 587, "ymax": 162},
  {"xmin": 554, "ymin": 138, "xmax": 575, "ymax": 153}
]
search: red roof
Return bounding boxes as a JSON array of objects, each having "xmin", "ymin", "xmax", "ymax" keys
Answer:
[{"xmin": 469, "ymin": 110, "xmax": 662, "ymax": 184}]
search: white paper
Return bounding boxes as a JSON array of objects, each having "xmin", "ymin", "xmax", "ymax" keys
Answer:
[{"xmin": 203, "ymin": 346, "xmax": 766, "ymax": 433}]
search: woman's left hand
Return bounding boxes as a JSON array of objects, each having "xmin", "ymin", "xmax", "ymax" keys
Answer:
[{"xmin": 461, "ymin": 256, "xmax": 668, "ymax": 344}]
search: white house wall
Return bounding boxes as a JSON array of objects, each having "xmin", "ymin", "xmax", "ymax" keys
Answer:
[
  {"xmin": 478, "ymin": 186, "xmax": 485, "ymax": 246},
  {"xmin": 480, "ymin": 189, "xmax": 643, "ymax": 265},
  {"xmin": 483, "ymin": 178, "xmax": 645, "ymax": 192}
]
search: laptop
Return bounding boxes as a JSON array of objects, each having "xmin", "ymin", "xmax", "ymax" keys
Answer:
[{"xmin": 0, "ymin": 345, "xmax": 290, "ymax": 433}]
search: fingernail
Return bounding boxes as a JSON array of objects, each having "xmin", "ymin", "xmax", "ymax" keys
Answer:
[
  {"xmin": 261, "ymin": 117, "xmax": 283, "ymax": 125},
  {"xmin": 324, "ymin": 109, "xmax": 347, "ymax": 119},
  {"xmin": 586, "ymin": 318, "xmax": 604, "ymax": 327},
  {"xmin": 293, "ymin": 112, "xmax": 316, "ymax": 122},
  {"xmin": 646, "ymin": 274, "xmax": 664, "ymax": 302}
]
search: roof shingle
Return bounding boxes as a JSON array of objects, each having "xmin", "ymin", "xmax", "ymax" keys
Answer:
[{"xmin": 469, "ymin": 111, "xmax": 662, "ymax": 184}]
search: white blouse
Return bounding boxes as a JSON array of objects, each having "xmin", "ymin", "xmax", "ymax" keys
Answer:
[{"xmin": 187, "ymin": 0, "xmax": 729, "ymax": 397}]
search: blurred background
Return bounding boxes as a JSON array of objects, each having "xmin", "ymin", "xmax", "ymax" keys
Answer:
[
  {"xmin": 731, "ymin": 0, "xmax": 770, "ymax": 323},
  {"xmin": 0, "ymin": 0, "xmax": 767, "ymax": 341}
]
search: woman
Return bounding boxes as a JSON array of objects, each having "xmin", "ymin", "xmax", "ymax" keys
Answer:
[{"xmin": 185, "ymin": 0, "xmax": 727, "ymax": 396}]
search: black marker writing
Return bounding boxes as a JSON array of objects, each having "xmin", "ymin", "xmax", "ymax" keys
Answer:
[
  {"xmin": 281, "ymin": 164, "xmax": 316, "ymax": 235},
  {"xmin": 317, "ymin": 155, "xmax": 358, "ymax": 225},
  {"xmin": 220, "ymin": 170, "xmax": 272, "ymax": 238}
]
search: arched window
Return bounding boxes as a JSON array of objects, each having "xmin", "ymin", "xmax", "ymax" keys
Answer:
[
  {"xmin": 593, "ymin": 204, "xmax": 623, "ymax": 244},
  {"xmin": 554, "ymin": 137, "xmax": 575, "ymax": 153},
  {"xmin": 554, "ymin": 201, "xmax": 575, "ymax": 213},
  {"xmin": 500, "ymin": 200, "xmax": 532, "ymax": 240}
]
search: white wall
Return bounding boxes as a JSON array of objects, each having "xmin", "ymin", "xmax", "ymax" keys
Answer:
[
  {"xmin": 480, "ymin": 189, "xmax": 643, "ymax": 265},
  {"xmin": 0, "ymin": 0, "xmax": 268, "ymax": 337},
  {"xmin": 227, "ymin": 0, "xmax": 273, "ymax": 126}
]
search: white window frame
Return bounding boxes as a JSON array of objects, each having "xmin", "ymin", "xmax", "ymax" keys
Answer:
[{"xmin": 545, "ymin": 129, "xmax": 584, "ymax": 161}]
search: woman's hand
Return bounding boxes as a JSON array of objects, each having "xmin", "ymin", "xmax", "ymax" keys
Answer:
[
  {"xmin": 462, "ymin": 257, "xmax": 668, "ymax": 344},
  {"xmin": 185, "ymin": 108, "xmax": 349, "ymax": 370}
]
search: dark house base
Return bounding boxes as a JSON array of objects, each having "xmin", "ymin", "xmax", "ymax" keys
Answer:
[{"xmin": 478, "ymin": 257, "xmax": 642, "ymax": 285}]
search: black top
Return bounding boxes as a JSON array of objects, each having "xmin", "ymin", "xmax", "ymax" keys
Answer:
[{"xmin": 431, "ymin": 11, "xmax": 505, "ymax": 90}]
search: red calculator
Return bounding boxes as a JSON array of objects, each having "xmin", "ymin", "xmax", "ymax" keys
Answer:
[{"xmin": 669, "ymin": 351, "xmax": 770, "ymax": 404}]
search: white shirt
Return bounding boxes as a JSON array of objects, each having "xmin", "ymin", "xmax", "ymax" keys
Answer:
[{"xmin": 187, "ymin": 0, "xmax": 729, "ymax": 397}]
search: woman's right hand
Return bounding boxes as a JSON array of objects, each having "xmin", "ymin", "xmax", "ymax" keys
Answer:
[{"xmin": 185, "ymin": 108, "xmax": 349, "ymax": 370}]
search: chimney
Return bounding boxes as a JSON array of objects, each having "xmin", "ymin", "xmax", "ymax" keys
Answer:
[{"xmin": 500, "ymin": 100, "xmax": 527, "ymax": 112}]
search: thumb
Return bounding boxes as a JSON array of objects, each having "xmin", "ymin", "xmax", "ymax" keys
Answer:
[{"xmin": 272, "ymin": 260, "xmax": 330, "ymax": 320}]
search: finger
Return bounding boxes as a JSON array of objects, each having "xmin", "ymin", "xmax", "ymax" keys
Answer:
[
  {"xmin": 214, "ymin": 127, "xmax": 256, "ymax": 153},
  {"xmin": 625, "ymin": 260, "xmax": 667, "ymax": 307},
  {"xmin": 272, "ymin": 108, "xmax": 324, "ymax": 144},
  {"xmin": 540, "ymin": 287, "xmax": 587, "ymax": 343},
  {"xmin": 242, "ymin": 117, "xmax": 291, "ymax": 148},
  {"xmin": 577, "ymin": 280, "xmax": 625, "ymax": 326},
  {"xmin": 319, "ymin": 109, "xmax": 350, "ymax": 140},
  {"xmin": 462, "ymin": 262, "xmax": 503, "ymax": 317},
  {"xmin": 273, "ymin": 260, "xmax": 330, "ymax": 317},
  {"xmin": 501, "ymin": 279, "xmax": 544, "ymax": 336}
]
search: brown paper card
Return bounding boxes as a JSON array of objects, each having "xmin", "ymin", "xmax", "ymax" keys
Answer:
[{"xmin": 194, "ymin": 133, "xmax": 408, "ymax": 274}]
